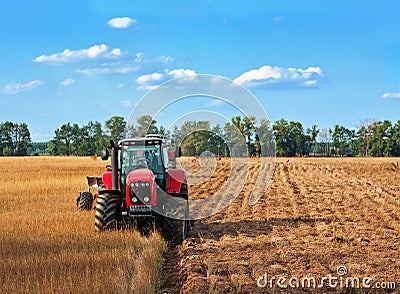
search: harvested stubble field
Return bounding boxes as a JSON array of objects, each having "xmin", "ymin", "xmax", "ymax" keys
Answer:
[
  {"xmin": 162, "ymin": 157, "xmax": 400, "ymax": 293},
  {"xmin": 1, "ymin": 157, "xmax": 399, "ymax": 294},
  {"xmin": 0, "ymin": 157, "xmax": 166, "ymax": 294}
]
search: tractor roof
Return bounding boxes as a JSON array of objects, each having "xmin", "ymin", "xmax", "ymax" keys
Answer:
[{"xmin": 119, "ymin": 137, "xmax": 166, "ymax": 146}]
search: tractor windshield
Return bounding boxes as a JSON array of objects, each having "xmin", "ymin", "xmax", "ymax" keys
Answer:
[{"xmin": 121, "ymin": 143, "xmax": 163, "ymax": 175}]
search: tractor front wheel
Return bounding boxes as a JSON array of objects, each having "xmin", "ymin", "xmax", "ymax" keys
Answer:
[{"xmin": 94, "ymin": 193, "xmax": 119, "ymax": 231}]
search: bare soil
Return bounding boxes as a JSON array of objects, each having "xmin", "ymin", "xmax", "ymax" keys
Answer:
[{"xmin": 160, "ymin": 157, "xmax": 400, "ymax": 293}]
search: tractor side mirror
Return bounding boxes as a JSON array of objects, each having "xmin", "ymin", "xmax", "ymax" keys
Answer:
[
  {"xmin": 175, "ymin": 146, "xmax": 182, "ymax": 157},
  {"xmin": 101, "ymin": 149, "xmax": 109, "ymax": 160}
]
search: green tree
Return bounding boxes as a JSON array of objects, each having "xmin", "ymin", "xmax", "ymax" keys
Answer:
[
  {"xmin": 105, "ymin": 116, "xmax": 126, "ymax": 142},
  {"xmin": 273, "ymin": 119, "xmax": 307, "ymax": 156},
  {"xmin": 14, "ymin": 123, "xmax": 32, "ymax": 156},
  {"xmin": 0, "ymin": 121, "xmax": 14, "ymax": 155},
  {"xmin": 28, "ymin": 142, "xmax": 48, "ymax": 155},
  {"xmin": 256, "ymin": 119, "xmax": 274, "ymax": 157},
  {"xmin": 179, "ymin": 121, "xmax": 211, "ymax": 156},
  {"xmin": 208, "ymin": 124, "xmax": 228, "ymax": 157},
  {"xmin": 137, "ymin": 115, "xmax": 158, "ymax": 137},
  {"xmin": 126, "ymin": 115, "xmax": 158, "ymax": 138},
  {"xmin": 370, "ymin": 120, "xmax": 393, "ymax": 156},
  {"xmin": 332, "ymin": 125, "xmax": 348, "ymax": 156},
  {"xmin": 0, "ymin": 121, "xmax": 31, "ymax": 156},
  {"xmin": 289, "ymin": 121, "xmax": 306, "ymax": 156},
  {"xmin": 88, "ymin": 121, "xmax": 107, "ymax": 155},
  {"xmin": 306, "ymin": 125, "xmax": 319, "ymax": 156},
  {"xmin": 223, "ymin": 121, "xmax": 246, "ymax": 157},
  {"xmin": 357, "ymin": 119, "xmax": 375, "ymax": 156},
  {"xmin": 273, "ymin": 118, "xmax": 290, "ymax": 156},
  {"xmin": 54, "ymin": 123, "xmax": 73, "ymax": 155},
  {"xmin": 392, "ymin": 120, "xmax": 400, "ymax": 156}
]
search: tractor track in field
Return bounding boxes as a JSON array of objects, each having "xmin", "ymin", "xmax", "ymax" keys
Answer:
[{"xmin": 159, "ymin": 157, "xmax": 400, "ymax": 293}]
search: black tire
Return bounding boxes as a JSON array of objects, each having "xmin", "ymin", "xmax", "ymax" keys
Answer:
[
  {"xmin": 78, "ymin": 192, "xmax": 93, "ymax": 211},
  {"xmin": 161, "ymin": 199, "xmax": 189, "ymax": 246},
  {"xmin": 94, "ymin": 193, "xmax": 119, "ymax": 231},
  {"xmin": 180, "ymin": 182, "xmax": 193, "ymax": 229}
]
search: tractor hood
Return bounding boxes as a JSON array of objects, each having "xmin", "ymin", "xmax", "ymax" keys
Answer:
[
  {"xmin": 125, "ymin": 168, "xmax": 157, "ymax": 207},
  {"xmin": 126, "ymin": 168, "xmax": 155, "ymax": 184}
]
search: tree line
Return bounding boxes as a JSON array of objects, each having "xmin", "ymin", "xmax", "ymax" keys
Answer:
[
  {"xmin": 0, "ymin": 122, "xmax": 32, "ymax": 156},
  {"xmin": 1, "ymin": 116, "xmax": 400, "ymax": 157}
]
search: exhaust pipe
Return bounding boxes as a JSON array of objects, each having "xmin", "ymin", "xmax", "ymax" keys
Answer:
[{"xmin": 110, "ymin": 140, "xmax": 119, "ymax": 190}]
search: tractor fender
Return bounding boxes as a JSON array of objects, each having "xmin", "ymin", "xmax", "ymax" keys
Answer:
[
  {"xmin": 167, "ymin": 169, "xmax": 186, "ymax": 194},
  {"xmin": 102, "ymin": 171, "xmax": 113, "ymax": 190}
]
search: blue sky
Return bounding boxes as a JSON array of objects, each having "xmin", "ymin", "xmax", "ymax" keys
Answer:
[{"xmin": 1, "ymin": 0, "xmax": 399, "ymax": 142}]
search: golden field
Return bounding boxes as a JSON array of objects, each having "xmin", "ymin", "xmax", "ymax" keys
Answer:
[
  {"xmin": 0, "ymin": 157, "xmax": 166, "ymax": 294},
  {"xmin": 163, "ymin": 157, "xmax": 400, "ymax": 293},
  {"xmin": 1, "ymin": 156, "xmax": 399, "ymax": 293}
]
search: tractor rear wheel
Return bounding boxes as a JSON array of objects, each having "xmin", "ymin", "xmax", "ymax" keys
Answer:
[
  {"xmin": 94, "ymin": 193, "xmax": 119, "ymax": 231},
  {"xmin": 78, "ymin": 192, "xmax": 93, "ymax": 211}
]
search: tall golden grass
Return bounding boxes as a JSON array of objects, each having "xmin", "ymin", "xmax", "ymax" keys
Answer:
[{"xmin": 0, "ymin": 157, "xmax": 166, "ymax": 294}]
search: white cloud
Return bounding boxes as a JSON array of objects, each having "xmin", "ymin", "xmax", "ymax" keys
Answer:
[
  {"xmin": 133, "ymin": 52, "xmax": 174, "ymax": 65},
  {"xmin": 137, "ymin": 85, "xmax": 158, "ymax": 91},
  {"xmin": 107, "ymin": 17, "xmax": 136, "ymax": 29},
  {"xmin": 110, "ymin": 48, "xmax": 122, "ymax": 56},
  {"xmin": 117, "ymin": 83, "xmax": 124, "ymax": 88},
  {"xmin": 136, "ymin": 72, "xmax": 164, "ymax": 84},
  {"xmin": 3, "ymin": 80, "xmax": 44, "ymax": 95},
  {"xmin": 234, "ymin": 65, "xmax": 324, "ymax": 89},
  {"xmin": 71, "ymin": 51, "xmax": 173, "ymax": 76},
  {"xmin": 34, "ymin": 44, "xmax": 121, "ymax": 63},
  {"xmin": 87, "ymin": 44, "xmax": 107, "ymax": 57},
  {"xmin": 121, "ymin": 100, "xmax": 133, "ymax": 107},
  {"xmin": 76, "ymin": 65, "xmax": 139, "ymax": 76},
  {"xmin": 381, "ymin": 92, "xmax": 400, "ymax": 99},
  {"xmin": 167, "ymin": 68, "xmax": 197, "ymax": 79},
  {"xmin": 60, "ymin": 78, "xmax": 75, "ymax": 87},
  {"xmin": 161, "ymin": 55, "xmax": 174, "ymax": 64},
  {"xmin": 136, "ymin": 68, "xmax": 197, "ymax": 90},
  {"xmin": 303, "ymin": 80, "xmax": 317, "ymax": 87},
  {"xmin": 134, "ymin": 52, "xmax": 144, "ymax": 63}
]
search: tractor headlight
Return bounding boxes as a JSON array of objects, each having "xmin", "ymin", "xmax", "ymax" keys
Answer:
[
  {"xmin": 145, "ymin": 182, "xmax": 150, "ymax": 187},
  {"xmin": 143, "ymin": 196, "xmax": 150, "ymax": 203},
  {"xmin": 141, "ymin": 182, "xmax": 145, "ymax": 187},
  {"xmin": 131, "ymin": 196, "xmax": 138, "ymax": 203}
]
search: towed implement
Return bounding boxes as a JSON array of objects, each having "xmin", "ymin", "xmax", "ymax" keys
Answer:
[{"xmin": 76, "ymin": 176, "xmax": 105, "ymax": 211}]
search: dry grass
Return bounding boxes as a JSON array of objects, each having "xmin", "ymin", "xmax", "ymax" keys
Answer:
[
  {"xmin": 0, "ymin": 157, "xmax": 166, "ymax": 294},
  {"xmin": 163, "ymin": 157, "xmax": 400, "ymax": 293}
]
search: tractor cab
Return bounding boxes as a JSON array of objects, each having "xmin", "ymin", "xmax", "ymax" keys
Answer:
[{"xmin": 119, "ymin": 138, "xmax": 168, "ymax": 191}]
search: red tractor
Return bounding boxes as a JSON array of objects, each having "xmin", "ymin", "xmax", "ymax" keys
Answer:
[{"xmin": 95, "ymin": 135, "xmax": 190, "ymax": 245}]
